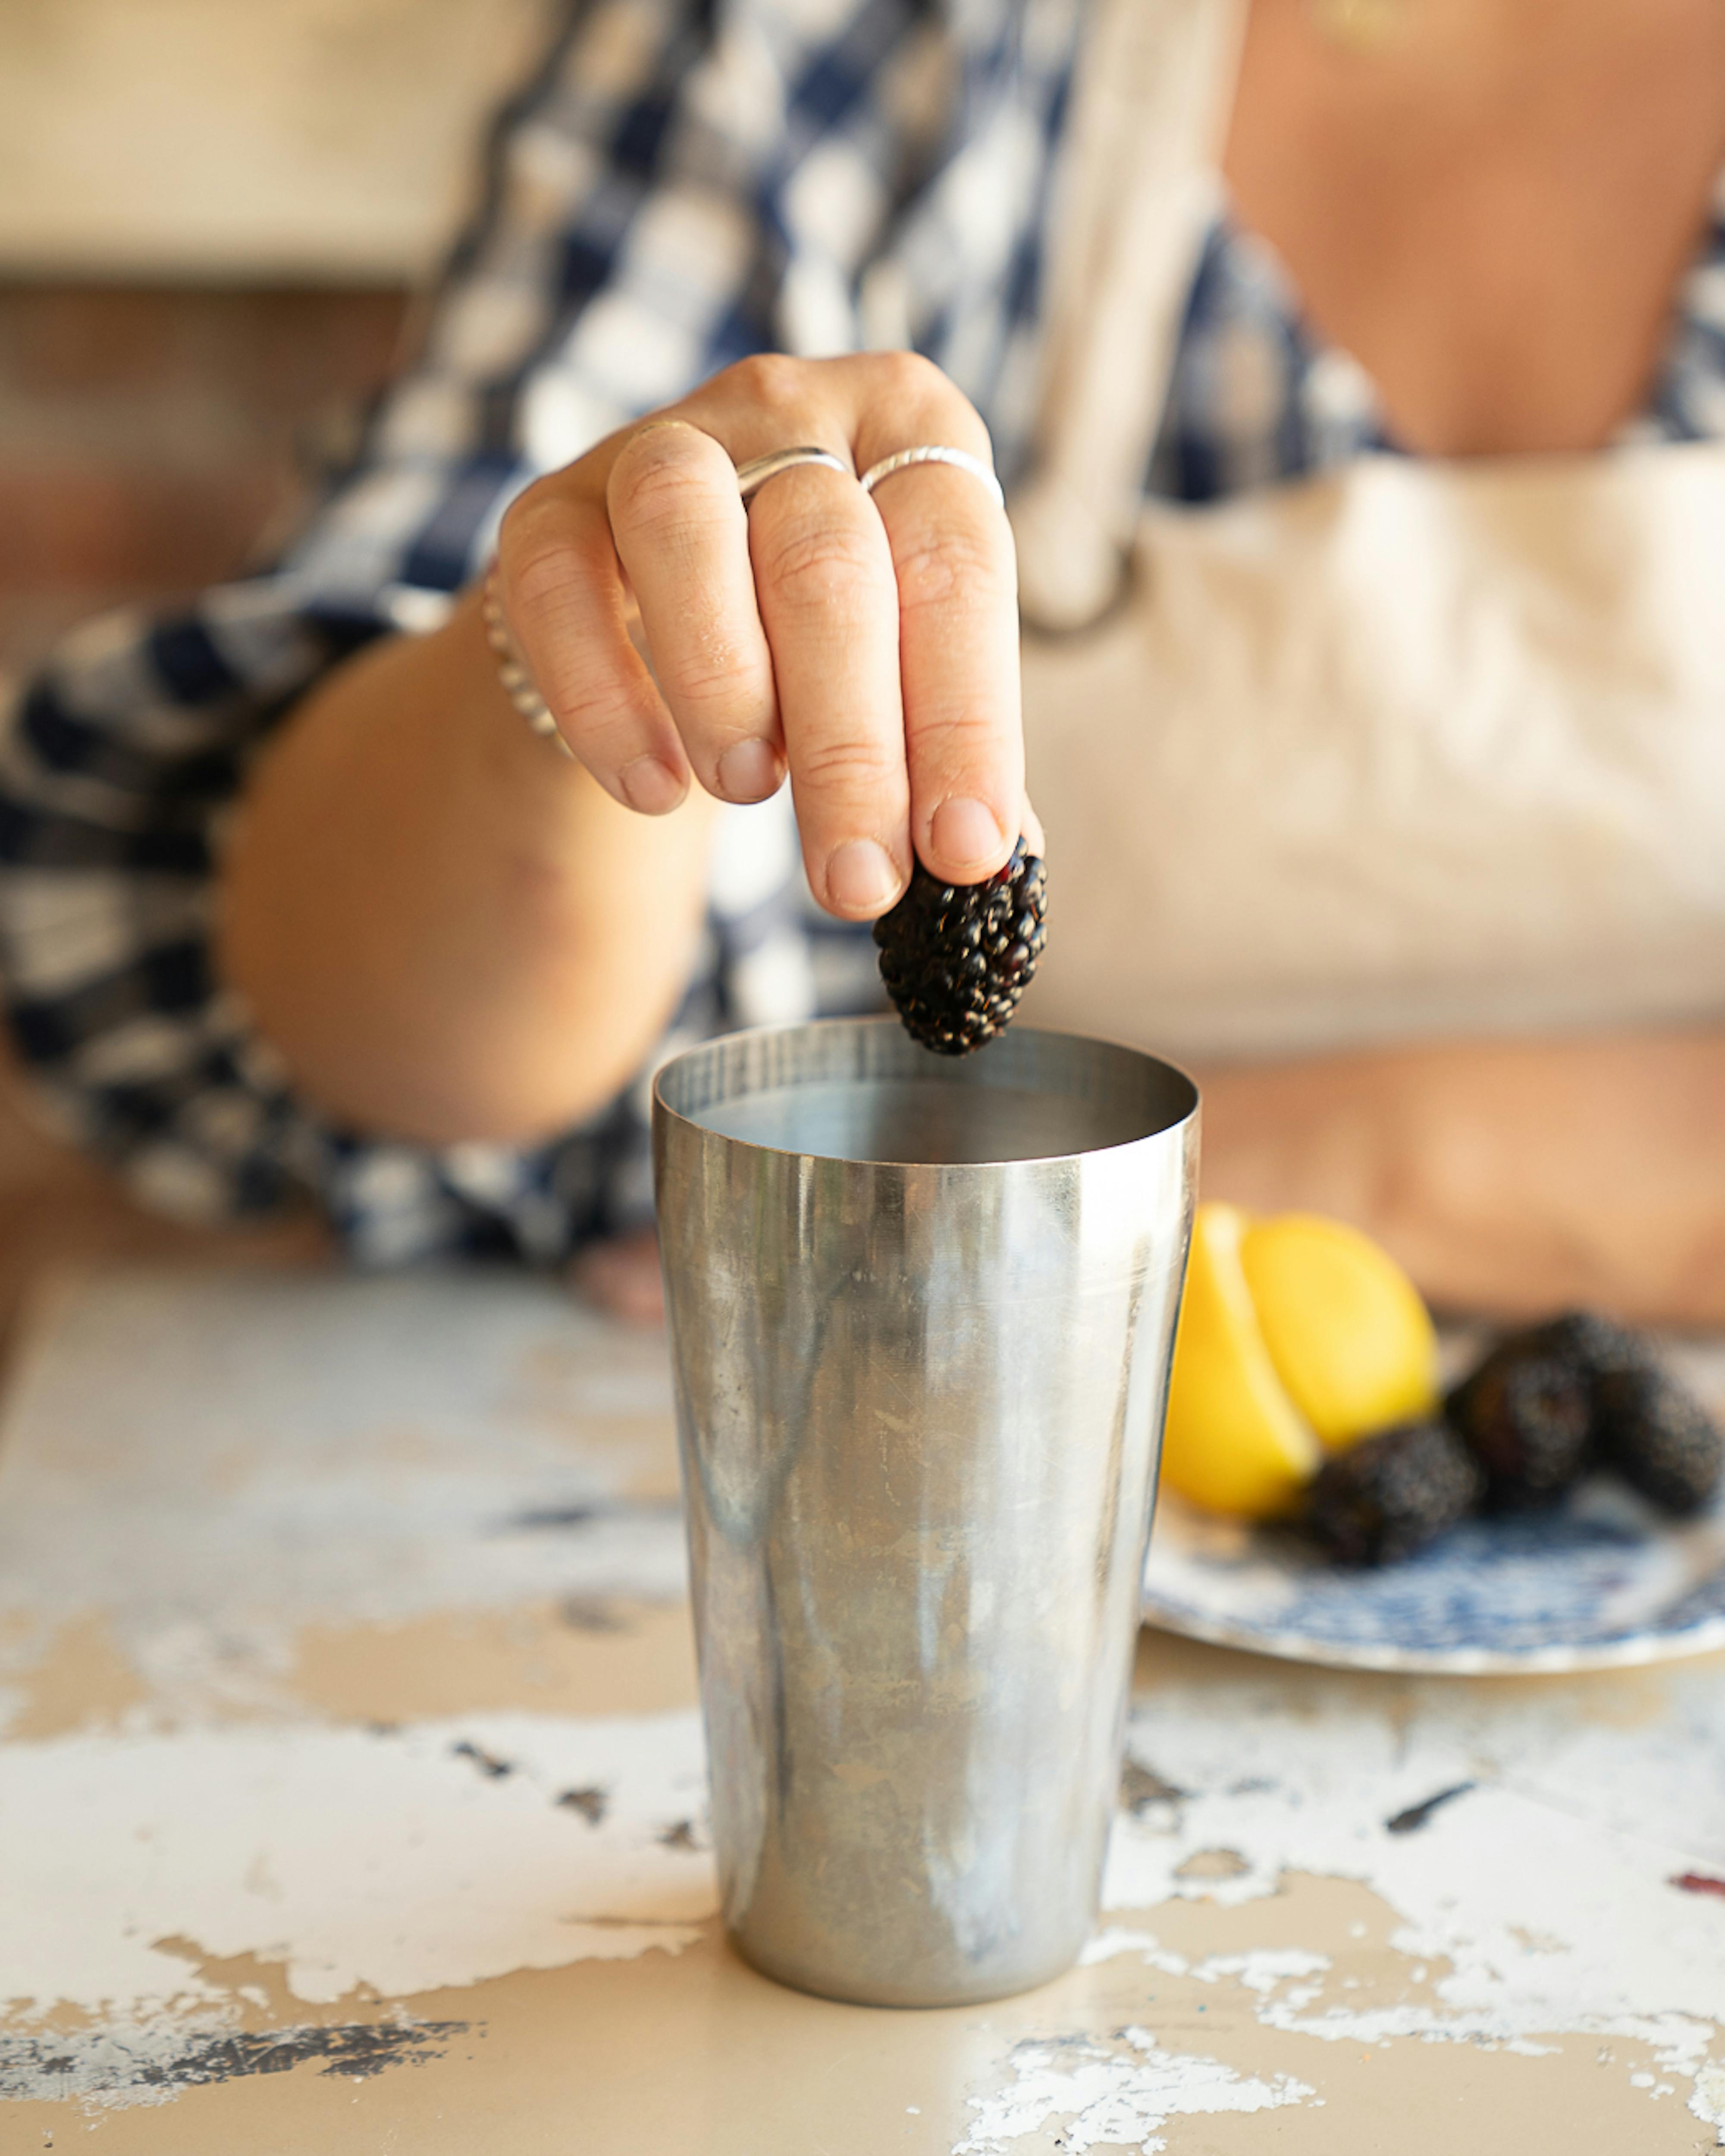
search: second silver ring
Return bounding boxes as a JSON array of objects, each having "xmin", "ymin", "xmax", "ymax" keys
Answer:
[{"xmin": 859, "ymin": 444, "xmax": 1005, "ymax": 514}]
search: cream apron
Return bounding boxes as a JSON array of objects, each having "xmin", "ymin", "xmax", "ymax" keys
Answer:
[{"xmin": 1010, "ymin": 0, "xmax": 1725, "ymax": 1061}]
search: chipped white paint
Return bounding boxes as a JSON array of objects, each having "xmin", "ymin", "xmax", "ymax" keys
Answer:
[
  {"xmin": 0, "ymin": 2016, "xmax": 467, "ymax": 2113},
  {"xmin": 0, "ymin": 1710, "xmax": 714, "ymax": 2017},
  {"xmin": 1099, "ymin": 1668, "xmax": 1725, "ymax": 2143},
  {"xmin": 953, "ymin": 2026, "xmax": 1313, "ymax": 2154},
  {"xmin": 6, "ymin": 1268, "xmax": 1725, "ymax": 2149},
  {"xmin": 0, "ymin": 1272, "xmax": 688, "ymax": 1727}
]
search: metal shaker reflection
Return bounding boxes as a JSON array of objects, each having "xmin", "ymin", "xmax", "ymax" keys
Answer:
[{"xmin": 653, "ymin": 1020, "xmax": 1198, "ymax": 2006}]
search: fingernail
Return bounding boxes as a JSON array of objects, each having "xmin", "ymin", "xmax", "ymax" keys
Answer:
[
  {"xmin": 825, "ymin": 838, "xmax": 903, "ymax": 914},
  {"xmin": 618, "ymin": 754, "xmax": 685, "ymax": 815},
  {"xmin": 930, "ymin": 795, "xmax": 1005, "ymax": 870},
  {"xmin": 715, "ymin": 738, "xmax": 784, "ymax": 802}
]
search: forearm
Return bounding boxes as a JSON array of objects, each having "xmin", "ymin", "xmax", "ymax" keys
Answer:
[
  {"xmin": 217, "ymin": 589, "xmax": 721, "ymax": 1145},
  {"xmin": 1194, "ymin": 1028, "xmax": 1725, "ymax": 1326}
]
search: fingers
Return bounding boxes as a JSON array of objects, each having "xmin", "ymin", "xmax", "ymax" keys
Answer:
[
  {"xmin": 497, "ymin": 353, "xmax": 1026, "ymax": 916},
  {"xmin": 857, "ymin": 401, "xmax": 1021, "ymax": 885},
  {"xmin": 496, "ymin": 478, "xmax": 690, "ymax": 814},
  {"xmin": 698, "ymin": 352, "xmax": 1018, "ymax": 906},
  {"xmin": 606, "ymin": 421, "xmax": 784, "ymax": 803},
  {"xmin": 568, "ymin": 1226, "xmax": 665, "ymax": 1326},
  {"xmin": 746, "ymin": 460, "xmax": 909, "ymax": 915}
]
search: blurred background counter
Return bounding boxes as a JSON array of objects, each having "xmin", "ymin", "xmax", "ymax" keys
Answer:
[
  {"xmin": 0, "ymin": 0, "xmax": 561, "ymax": 1350},
  {"xmin": 0, "ymin": 0, "xmax": 556, "ymax": 680}
]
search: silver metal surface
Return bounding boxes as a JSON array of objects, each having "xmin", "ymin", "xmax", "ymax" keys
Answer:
[
  {"xmin": 652, "ymin": 1019, "xmax": 1198, "ymax": 2007},
  {"xmin": 734, "ymin": 445, "xmax": 853, "ymax": 502},
  {"xmin": 858, "ymin": 442, "xmax": 1007, "ymax": 513}
]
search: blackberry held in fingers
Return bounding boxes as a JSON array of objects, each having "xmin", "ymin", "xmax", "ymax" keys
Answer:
[{"xmin": 874, "ymin": 837, "xmax": 1048, "ymax": 1055}]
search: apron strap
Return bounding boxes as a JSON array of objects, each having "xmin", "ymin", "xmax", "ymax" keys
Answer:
[{"xmin": 1012, "ymin": 0, "xmax": 1248, "ymax": 631}]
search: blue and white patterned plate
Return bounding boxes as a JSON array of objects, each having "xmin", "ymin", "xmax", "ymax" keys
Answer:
[{"xmin": 1142, "ymin": 1338, "xmax": 1725, "ymax": 1674}]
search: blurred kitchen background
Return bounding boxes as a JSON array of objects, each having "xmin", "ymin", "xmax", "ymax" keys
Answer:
[
  {"xmin": 0, "ymin": 0, "xmax": 560, "ymax": 1343},
  {"xmin": 0, "ymin": 0, "xmax": 556, "ymax": 681}
]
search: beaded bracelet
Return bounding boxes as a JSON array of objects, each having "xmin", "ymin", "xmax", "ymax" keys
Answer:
[{"xmin": 480, "ymin": 563, "xmax": 576, "ymax": 759}]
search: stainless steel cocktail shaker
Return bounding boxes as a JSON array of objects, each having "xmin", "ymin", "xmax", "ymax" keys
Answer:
[{"xmin": 653, "ymin": 1018, "xmax": 1197, "ymax": 2006}]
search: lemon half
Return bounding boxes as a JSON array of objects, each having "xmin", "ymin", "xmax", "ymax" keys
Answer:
[
  {"xmin": 1160, "ymin": 1203, "xmax": 1439, "ymax": 1520},
  {"xmin": 1160, "ymin": 1203, "xmax": 1321, "ymax": 1518},
  {"xmin": 1240, "ymin": 1212, "xmax": 1439, "ymax": 1448}
]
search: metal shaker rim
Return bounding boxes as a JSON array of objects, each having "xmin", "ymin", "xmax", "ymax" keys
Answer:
[{"xmin": 652, "ymin": 1016, "xmax": 1198, "ymax": 1171}]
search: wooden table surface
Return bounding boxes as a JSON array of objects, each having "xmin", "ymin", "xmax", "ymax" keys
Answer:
[{"xmin": 3, "ymin": 1265, "xmax": 1723, "ymax": 2153}]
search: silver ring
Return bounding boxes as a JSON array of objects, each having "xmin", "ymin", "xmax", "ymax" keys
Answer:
[
  {"xmin": 858, "ymin": 445, "xmax": 1005, "ymax": 513},
  {"xmin": 734, "ymin": 445, "xmax": 853, "ymax": 503}
]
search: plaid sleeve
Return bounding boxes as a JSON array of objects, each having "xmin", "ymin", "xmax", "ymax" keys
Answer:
[
  {"xmin": 0, "ymin": 0, "xmax": 1078, "ymax": 1263},
  {"xmin": 283, "ymin": 0, "xmax": 973, "ymax": 605},
  {"xmin": 0, "ymin": 584, "xmax": 390, "ymax": 1230}
]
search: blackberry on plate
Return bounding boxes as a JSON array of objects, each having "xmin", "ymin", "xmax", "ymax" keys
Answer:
[
  {"xmin": 1592, "ymin": 1364, "xmax": 1724, "ymax": 1517},
  {"xmin": 1302, "ymin": 1422, "xmax": 1484, "ymax": 1567},
  {"xmin": 1443, "ymin": 1333, "xmax": 1594, "ymax": 1512},
  {"xmin": 873, "ymin": 837, "xmax": 1048, "ymax": 1056},
  {"xmin": 1515, "ymin": 1309, "xmax": 1647, "ymax": 1385}
]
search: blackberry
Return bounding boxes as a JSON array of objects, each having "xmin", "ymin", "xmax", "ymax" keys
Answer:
[
  {"xmin": 1302, "ymin": 1423, "xmax": 1484, "ymax": 1567},
  {"xmin": 1517, "ymin": 1309, "xmax": 1646, "ymax": 1385},
  {"xmin": 1592, "ymin": 1365, "xmax": 1723, "ymax": 1517},
  {"xmin": 1447, "ymin": 1308, "xmax": 1724, "ymax": 1520},
  {"xmin": 873, "ymin": 837, "xmax": 1048, "ymax": 1056},
  {"xmin": 1444, "ymin": 1334, "xmax": 1594, "ymax": 1512}
]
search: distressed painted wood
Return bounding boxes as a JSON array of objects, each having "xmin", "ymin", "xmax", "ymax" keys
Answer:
[{"xmin": 0, "ymin": 1266, "xmax": 1721, "ymax": 2150}]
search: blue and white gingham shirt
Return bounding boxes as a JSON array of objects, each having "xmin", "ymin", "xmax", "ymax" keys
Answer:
[{"xmin": 5, "ymin": 0, "xmax": 1724, "ymax": 1264}]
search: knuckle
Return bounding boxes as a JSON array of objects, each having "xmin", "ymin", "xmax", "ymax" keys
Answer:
[
  {"xmin": 506, "ymin": 534, "xmax": 592, "ymax": 620},
  {"xmin": 497, "ymin": 480, "xmax": 568, "ymax": 568},
  {"xmin": 759, "ymin": 521, "xmax": 886, "ymax": 615},
  {"xmin": 867, "ymin": 353, "xmax": 991, "ymax": 454},
  {"xmin": 608, "ymin": 444, "xmax": 706, "ymax": 538},
  {"xmin": 793, "ymin": 728, "xmax": 901, "ymax": 794},
  {"xmin": 725, "ymin": 351, "xmax": 808, "ymax": 415},
  {"xmin": 546, "ymin": 669, "xmax": 655, "ymax": 753},
  {"xmin": 915, "ymin": 705, "xmax": 1007, "ymax": 768},
  {"xmin": 668, "ymin": 648, "xmax": 772, "ymax": 726},
  {"xmin": 891, "ymin": 525, "xmax": 1008, "ymax": 620},
  {"xmin": 497, "ymin": 492, "xmax": 596, "ymax": 617},
  {"xmin": 872, "ymin": 348, "xmax": 944, "ymax": 404}
]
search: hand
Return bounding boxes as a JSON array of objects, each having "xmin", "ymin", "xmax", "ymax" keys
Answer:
[
  {"xmin": 493, "ymin": 353, "xmax": 1029, "ymax": 918},
  {"xmin": 568, "ymin": 1225, "xmax": 665, "ymax": 1326}
]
